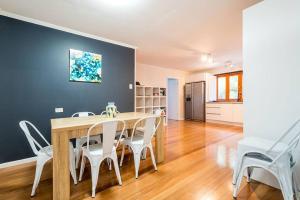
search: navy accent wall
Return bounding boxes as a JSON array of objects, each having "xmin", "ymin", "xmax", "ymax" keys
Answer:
[{"xmin": 0, "ymin": 16, "xmax": 135, "ymax": 163}]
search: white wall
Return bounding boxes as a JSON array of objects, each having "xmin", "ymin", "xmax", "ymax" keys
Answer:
[
  {"xmin": 167, "ymin": 79, "xmax": 179, "ymax": 120},
  {"xmin": 186, "ymin": 72, "xmax": 217, "ymax": 102},
  {"xmin": 136, "ymin": 63, "xmax": 188, "ymax": 120},
  {"xmin": 243, "ymin": 0, "xmax": 300, "ymax": 187}
]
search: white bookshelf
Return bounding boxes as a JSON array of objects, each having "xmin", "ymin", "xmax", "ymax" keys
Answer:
[{"xmin": 135, "ymin": 85, "xmax": 167, "ymax": 125}]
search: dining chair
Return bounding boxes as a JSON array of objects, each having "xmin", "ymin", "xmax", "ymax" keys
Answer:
[
  {"xmin": 72, "ymin": 112, "xmax": 102, "ymax": 168},
  {"xmin": 120, "ymin": 116, "xmax": 158, "ymax": 178},
  {"xmin": 136, "ymin": 109, "xmax": 162, "ymax": 133},
  {"xmin": 78, "ymin": 119, "xmax": 125, "ymax": 197},
  {"xmin": 19, "ymin": 120, "xmax": 77, "ymax": 196},
  {"xmin": 137, "ymin": 109, "xmax": 162, "ymax": 159},
  {"xmin": 100, "ymin": 110, "xmax": 129, "ymax": 169},
  {"xmin": 232, "ymin": 119, "xmax": 300, "ymax": 200}
]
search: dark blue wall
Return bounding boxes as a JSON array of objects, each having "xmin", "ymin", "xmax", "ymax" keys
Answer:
[{"xmin": 0, "ymin": 16, "xmax": 135, "ymax": 163}]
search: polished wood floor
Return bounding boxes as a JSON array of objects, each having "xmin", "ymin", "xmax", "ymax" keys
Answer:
[{"xmin": 0, "ymin": 120, "xmax": 282, "ymax": 200}]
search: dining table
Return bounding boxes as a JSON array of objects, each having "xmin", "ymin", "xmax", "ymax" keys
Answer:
[{"xmin": 51, "ymin": 112, "xmax": 165, "ymax": 200}]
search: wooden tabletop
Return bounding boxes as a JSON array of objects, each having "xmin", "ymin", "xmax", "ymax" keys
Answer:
[{"xmin": 51, "ymin": 112, "xmax": 156, "ymax": 131}]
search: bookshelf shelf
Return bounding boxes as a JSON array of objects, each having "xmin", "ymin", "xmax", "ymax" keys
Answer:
[{"xmin": 135, "ymin": 85, "xmax": 167, "ymax": 125}]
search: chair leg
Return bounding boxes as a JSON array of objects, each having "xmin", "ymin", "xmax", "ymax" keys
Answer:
[
  {"xmin": 107, "ymin": 158, "xmax": 112, "ymax": 171},
  {"xmin": 79, "ymin": 156, "xmax": 86, "ymax": 181},
  {"xmin": 112, "ymin": 153, "xmax": 122, "ymax": 185},
  {"xmin": 233, "ymin": 167, "xmax": 244, "ymax": 198},
  {"xmin": 75, "ymin": 139, "xmax": 81, "ymax": 169},
  {"xmin": 246, "ymin": 167, "xmax": 253, "ymax": 183},
  {"xmin": 91, "ymin": 163, "xmax": 100, "ymax": 198},
  {"xmin": 69, "ymin": 156, "xmax": 77, "ymax": 185},
  {"xmin": 31, "ymin": 157, "xmax": 48, "ymax": 196},
  {"xmin": 133, "ymin": 150, "xmax": 141, "ymax": 179},
  {"xmin": 120, "ymin": 145, "xmax": 125, "ymax": 167},
  {"xmin": 278, "ymin": 168, "xmax": 294, "ymax": 200},
  {"xmin": 141, "ymin": 148, "xmax": 147, "ymax": 160},
  {"xmin": 69, "ymin": 142, "xmax": 77, "ymax": 184},
  {"xmin": 148, "ymin": 145, "xmax": 157, "ymax": 171},
  {"xmin": 292, "ymin": 173, "xmax": 300, "ymax": 200}
]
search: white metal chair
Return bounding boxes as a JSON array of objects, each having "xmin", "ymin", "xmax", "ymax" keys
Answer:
[
  {"xmin": 78, "ymin": 119, "xmax": 125, "ymax": 197},
  {"xmin": 120, "ymin": 116, "xmax": 158, "ymax": 178},
  {"xmin": 19, "ymin": 120, "xmax": 77, "ymax": 196},
  {"xmin": 72, "ymin": 112, "xmax": 102, "ymax": 168},
  {"xmin": 100, "ymin": 110, "xmax": 129, "ymax": 170},
  {"xmin": 137, "ymin": 109, "xmax": 162, "ymax": 159},
  {"xmin": 232, "ymin": 119, "xmax": 300, "ymax": 200},
  {"xmin": 136, "ymin": 109, "xmax": 162, "ymax": 133}
]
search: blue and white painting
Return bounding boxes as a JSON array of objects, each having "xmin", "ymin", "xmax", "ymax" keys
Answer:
[{"xmin": 69, "ymin": 49, "xmax": 102, "ymax": 83}]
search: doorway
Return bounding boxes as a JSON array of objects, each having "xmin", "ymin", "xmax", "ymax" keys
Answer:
[{"xmin": 167, "ymin": 78, "xmax": 179, "ymax": 120}]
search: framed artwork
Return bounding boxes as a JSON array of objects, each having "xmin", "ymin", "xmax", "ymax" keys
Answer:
[{"xmin": 69, "ymin": 49, "xmax": 102, "ymax": 83}]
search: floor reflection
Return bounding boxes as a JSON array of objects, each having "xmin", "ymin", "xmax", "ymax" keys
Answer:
[{"xmin": 216, "ymin": 145, "xmax": 237, "ymax": 169}]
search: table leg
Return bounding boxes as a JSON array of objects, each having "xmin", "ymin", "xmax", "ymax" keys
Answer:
[
  {"xmin": 155, "ymin": 116, "xmax": 165, "ymax": 163},
  {"xmin": 52, "ymin": 130, "xmax": 70, "ymax": 200}
]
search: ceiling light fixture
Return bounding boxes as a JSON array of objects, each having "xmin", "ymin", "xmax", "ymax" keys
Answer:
[
  {"xmin": 101, "ymin": 0, "xmax": 139, "ymax": 7},
  {"xmin": 207, "ymin": 54, "xmax": 213, "ymax": 64},
  {"xmin": 225, "ymin": 61, "xmax": 235, "ymax": 68},
  {"xmin": 201, "ymin": 53, "xmax": 213, "ymax": 64}
]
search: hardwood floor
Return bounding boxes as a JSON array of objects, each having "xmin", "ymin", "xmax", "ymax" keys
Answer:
[{"xmin": 0, "ymin": 120, "xmax": 282, "ymax": 200}]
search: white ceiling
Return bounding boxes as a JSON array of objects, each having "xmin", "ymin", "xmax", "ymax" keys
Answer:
[{"xmin": 0, "ymin": 0, "xmax": 261, "ymax": 71}]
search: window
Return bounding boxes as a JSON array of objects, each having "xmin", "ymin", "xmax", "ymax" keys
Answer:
[
  {"xmin": 229, "ymin": 75, "xmax": 238, "ymax": 99},
  {"xmin": 217, "ymin": 72, "xmax": 243, "ymax": 101},
  {"xmin": 217, "ymin": 77, "xmax": 226, "ymax": 100}
]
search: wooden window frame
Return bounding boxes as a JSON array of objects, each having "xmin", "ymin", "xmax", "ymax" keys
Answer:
[{"xmin": 216, "ymin": 71, "xmax": 243, "ymax": 102}]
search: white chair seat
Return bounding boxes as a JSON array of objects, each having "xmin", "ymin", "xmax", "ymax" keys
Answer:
[
  {"xmin": 82, "ymin": 143, "xmax": 117, "ymax": 156},
  {"xmin": 237, "ymin": 137, "xmax": 289, "ymax": 161},
  {"xmin": 124, "ymin": 135, "xmax": 144, "ymax": 145},
  {"xmin": 136, "ymin": 127, "xmax": 156, "ymax": 134},
  {"xmin": 238, "ymin": 137, "xmax": 288, "ymax": 153},
  {"xmin": 136, "ymin": 127, "xmax": 145, "ymax": 132}
]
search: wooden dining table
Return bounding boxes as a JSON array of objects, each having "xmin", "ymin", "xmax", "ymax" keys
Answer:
[{"xmin": 51, "ymin": 112, "xmax": 165, "ymax": 200}]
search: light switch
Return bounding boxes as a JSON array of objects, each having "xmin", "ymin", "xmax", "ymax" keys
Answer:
[
  {"xmin": 55, "ymin": 108, "xmax": 64, "ymax": 113},
  {"xmin": 129, "ymin": 83, "xmax": 133, "ymax": 89}
]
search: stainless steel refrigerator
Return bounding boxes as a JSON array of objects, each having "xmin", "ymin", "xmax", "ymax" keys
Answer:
[{"xmin": 185, "ymin": 82, "xmax": 206, "ymax": 121}]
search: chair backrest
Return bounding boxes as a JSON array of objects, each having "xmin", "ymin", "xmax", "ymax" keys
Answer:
[
  {"xmin": 71, "ymin": 112, "xmax": 95, "ymax": 117},
  {"xmin": 154, "ymin": 109, "xmax": 162, "ymax": 131},
  {"xmin": 86, "ymin": 120, "xmax": 125, "ymax": 156},
  {"xmin": 268, "ymin": 119, "xmax": 300, "ymax": 165},
  {"xmin": 132, "ymin": 116, "xmax": 157, "ymax": 145},
  {"xmin": 19, "ymin": 121, "xmax": 50, "ymax": 155}
]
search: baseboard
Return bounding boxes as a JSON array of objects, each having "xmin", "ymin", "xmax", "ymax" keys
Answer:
[
  {"xmin": 0, "ymin": 157, "xmax": 36, "ymax": 169},
  {"xmin": 206, "ymin": 120, "xmax": 243, "ymax": 127}
]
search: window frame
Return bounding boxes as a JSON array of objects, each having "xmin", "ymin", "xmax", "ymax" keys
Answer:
[{"xmin": 216, "ymin": 71, "xmax": 243, "ymax": 102}]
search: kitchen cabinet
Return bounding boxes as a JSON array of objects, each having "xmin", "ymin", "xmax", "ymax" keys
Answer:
[{"xmin": 206, "ymin": 103, "xmax": 243, "ymax": 124}]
